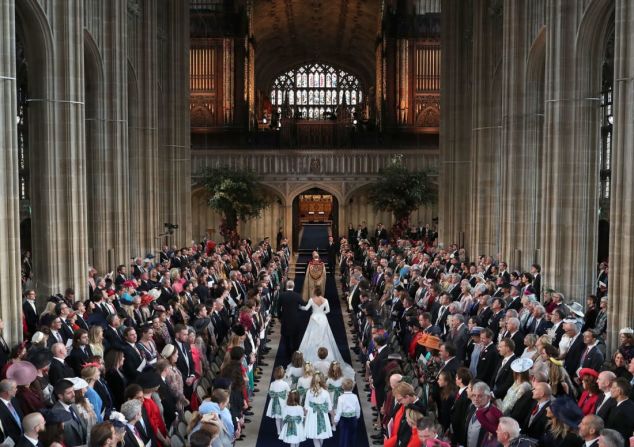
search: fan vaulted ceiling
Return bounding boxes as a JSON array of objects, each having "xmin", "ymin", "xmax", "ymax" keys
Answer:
[{"xmin": 253, "ymin": 0, "xmax": 382, "ymax": 90}]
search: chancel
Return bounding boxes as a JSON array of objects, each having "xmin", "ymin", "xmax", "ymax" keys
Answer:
[{"xmin": 1, "ymin": 0, "xmax": 633, "ymax": 446}]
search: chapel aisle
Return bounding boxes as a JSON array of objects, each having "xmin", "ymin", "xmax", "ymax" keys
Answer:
[{"xmin": 254, "ymin": 225, "xmax": 370, "ymax": 447}]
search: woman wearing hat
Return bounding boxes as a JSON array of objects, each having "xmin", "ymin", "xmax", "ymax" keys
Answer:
[
  {"xmin": 500, "ymin": 358, "xmax": 533, "ymax": 414},
  {"xmin": 8, "ymin": 360, "xmax": 44, "ymax": 414},
  {"xmin": 416, "ymin": 335, "xmax": 442, "ymax": 410},
  {"xmin": 540, "ymin": 344, "xmax": 576, "ymax": 398},
  {"xmin": 577, "ymin": 368, "xmax": 600, "ymax": 415},
  {"xmin": 160, "ymin": 344, "xmax": 189, "ymax": 411},
  {"xmin": 40, "ymin": 408, "xmax": 72, "ymax": 447},
  {"xmin": 543, "ymin": 397, "xmax": 584, "ymax": 447}
]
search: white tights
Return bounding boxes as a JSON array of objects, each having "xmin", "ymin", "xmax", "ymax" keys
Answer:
[
  {"xmin": 313, "ymin": 439, "xmax": 323, "ymax": 447},
  {"xmin": 275, "ymin": 418, "xmax": 282, "ymax": 434}
]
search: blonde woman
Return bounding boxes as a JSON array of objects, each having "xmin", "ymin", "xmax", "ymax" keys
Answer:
[
  {"xmin": 88, "ymin": 325, "xmax": 105, "ymax": 358},
  {"xmin": 81, "ymin": 365, "xmax": 104, "ymax": 421},
  {"xmin": 160, "ymin": 344, "xmax": 189, "ymax": 410},
  {"xmin": 303, "ymin": 373, "xmax": 333, "ymax": 447}
]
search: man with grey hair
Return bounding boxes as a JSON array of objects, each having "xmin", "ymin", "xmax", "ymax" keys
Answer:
[
  {"xmin": 466, "ymin": 382, "xmax": 502, "ymax": 447},
  {"xmin": 505, "ymin": 317, "xmax": 524, "ymax": 357},
  {"xmin": 524, "ymin": 382, "xmax": 551, "ymax": 439},
  {"xmin": 277, "ymin": 277, "xmax": 304, "ymax": 361},
  {"xmin": 595, "ymin": 370, "xmax": 617, "ymax": 419},
  {"xmin": 579, "ymin": 414, "xmax": 604, "ymax": 447},
  {"xmin": 496, "ymin": 417, "xmax": 527, "ymax": 447},
  {"xmin": 598, "ymin": 429, "xmax": 624, "ymax": 447},
  {"xmin": 447, "ymin": 313, "xmax": 469, "ymax": 364},
  {"xmin": 120, "ymin": 400, "xmax": 145, "ymax": 447},
  {"xmin": 0, "ymin": 379, "xmax": 23, "ymax": 443}
]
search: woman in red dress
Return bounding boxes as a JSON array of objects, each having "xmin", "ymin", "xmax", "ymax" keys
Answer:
[
  {"xmin": 138, "ymin": 371, "xmax": 170, "ymax": 446},
  {"xmin": 577, "ymin": 368, "xmax": 600, "ymax": 415}
]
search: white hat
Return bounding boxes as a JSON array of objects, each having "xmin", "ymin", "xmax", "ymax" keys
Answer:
[
  {"xmin": 569, "ymin": 302, "xmax": 585, "ymax": 318},
  {"xmin": 67, "ymin": 377, "xmax": 89, "ymax": 390},
  {"xmin": 619, "ymin": 327, "xmax": 634, "ymax": 335},
  {"xmin": 511, "ymin": 357, "xmax": 533, "ymax": 373}
]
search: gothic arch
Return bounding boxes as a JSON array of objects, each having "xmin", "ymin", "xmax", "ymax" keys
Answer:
[
  {"xmin": 572, "ymin": 0, "xmax": 614, "ymax": 299},
  {"xmin": 287, "ymin": 183, "xmax": 344, "ymax": 206}
]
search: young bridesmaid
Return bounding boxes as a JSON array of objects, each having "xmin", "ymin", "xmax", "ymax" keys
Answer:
[
  {"xmin": 266, "ymin": 366, "xmax": 291, "ymax": 435},
  {"xmin": 326, "ymin": 361, "xmax": 345, "ymax": 410},
  {"xmin": 286, "ymin": 351, "xmax": 305, "ymax": 388},
  {"xmin": 304, "ymin": 372, "xmax": 333, "ymax": 447},
  {"xmin": 279, "ymin": 390, "xmax": 306, "ymax": 447},
  {"xmin": 334, "ymin": 378, "xmax": 361, "ymax": 447},
  {"xmin": 296, "ymin": 362, "xmax": 314, "ymax": 405}
]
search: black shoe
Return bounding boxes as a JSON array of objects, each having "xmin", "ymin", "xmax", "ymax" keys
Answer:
[
  {"xmin": 259, "ymin": 362, "xmax": 269, "ymax": 366},
  {"xmin": 253, "ymin": 388, "xmax": 260, "ymax": 393},
  {"xmin": 244, "ymin": 410, "xmax": 254, "ymax": 416},
  {"xmin": 373, "ymin": 440, "xmax": 383, "ymax": 445},
  {"xmin": 371, "ymin": 434, "xmax": 383, "ymax": 440},
  {"xmin": 244, "ymin": 418, "xmax": 252, "ymax": 423}
]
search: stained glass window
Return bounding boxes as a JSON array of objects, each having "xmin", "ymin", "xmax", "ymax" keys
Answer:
[{"xmin": 270, "ymin": 63, "xmax": 362, "ymax": 120}]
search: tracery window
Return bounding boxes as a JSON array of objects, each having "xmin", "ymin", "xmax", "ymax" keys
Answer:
[
  {"xmin": 270, "ymin": 63, "xmax": 362, "ymax": 120},
  {"xmin": 599, "ymin": 28, "xmax": 614, "ymax": 220}
]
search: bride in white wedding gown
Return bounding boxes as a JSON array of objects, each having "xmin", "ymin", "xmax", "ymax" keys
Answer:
[{"xmin": 296, "ymin": 287, "xmax": 355, "ymax": 379}]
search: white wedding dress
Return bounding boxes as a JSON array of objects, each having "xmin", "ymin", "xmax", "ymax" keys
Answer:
[{"xmin": 296, "ymin": 297, "xmax": 355, "ymax": 379}]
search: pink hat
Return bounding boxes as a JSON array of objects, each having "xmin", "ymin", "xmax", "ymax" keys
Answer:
[{"xmin": 6, "ymin": 361, "xmax": 37, "ymax": 386}]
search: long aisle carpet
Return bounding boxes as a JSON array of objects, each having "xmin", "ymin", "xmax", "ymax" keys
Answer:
[{"xmin": 255, "ymin": 224, "xmax": 370, "ymax": 447}]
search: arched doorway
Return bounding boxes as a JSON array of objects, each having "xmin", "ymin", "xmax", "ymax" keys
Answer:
[{"xmin": 291, "ymin": 187, "xmax": 339, "ymax": 249}]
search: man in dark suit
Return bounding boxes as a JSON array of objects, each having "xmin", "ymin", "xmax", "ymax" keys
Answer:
[
  {"xmin": 15, "ymin": 411, "xmax": 45, "ymax": 447},
  {"xmin": 445, "ymin": 314, "xmax": 470, "ymax": 363},
  {"xmin": 326, "ymin": 236, "xmax": 338, "ymax": 276},
  {"xmin": 476, "ymin": 328, "xmax": 499, "ymax": 385},
  {"xmin": 606, "ymin": 378, "xmax": 634, "ymax": 446},
  {"xmin": 66, "ymin": 330, "xmax": 93, "ymax": 376},
  {"xmin": 0, "ymin": 379, "xmax": 23, "ymax": 443},
  {"xmin": 595, "ymin": 371, "xmax": 617, "ymax": 420},
  {"xmin": 578, "ymin": 414, "xmax": 603, "ymax": 447},
  {"xmin": 563, "ymin": 321, "xmax": 586, "ymax": 379},
  {"xmin": 434, "ymin": 293, "xmax": 452, "ymax": 335},
  {"xmin": 119, "ymin": 397, "xmax": 148, "ymax": 447},
  {"xmin": 103, "ymin": 314, "xmax": 124, "ymax": 351},
  {"xmin": 438, "ymin": 342, "xmax": 460, "ymax": 379},
  {"xmin": 487, "ymin": 297, "xmax": 506, "ymax": 340},
  {"xmin": 22, "ymin": 290, "xmax": 38, "ymax": 338},
  {"xmin": 370, "ymin": 332, "xmax": 391, "ymax": 411},
  {"xmin": 174, "ymin": 324, "xmax": 196, "ymax": 396},
  {"xmin": 277, "ymin": 280, "xmax": 305, "ymax": 361},
  {"xmin": 52, "ymin": 380, "xmax": 87, "ymax": 447},
  {"xmin": 579, "ymin": 330, "xmax": 605, "ymax": 372},
  {"xmin": 524, "ymin": 381, "xmax": 551, "ymax": 440},
  {"xmin": 464, "ymin": 382, "xmax": 502, "ymax": 447},
  {"xmin": 505, "ymin": 318, "xmax": 525, "ymax": 358},
  {"xmin": 451, "ymin": 367, "xmax": 473, "ymax": 447},
  {"xmin": 492, "ymin": 338, "xmax": 516, "ymax": 400},
  {"xmin": 48, "ymin": 343, "xmax": 75, "ymax": 386},
  {"xmin": 121, "ymin": 327, "xmax": 146, "ymax": 381}
]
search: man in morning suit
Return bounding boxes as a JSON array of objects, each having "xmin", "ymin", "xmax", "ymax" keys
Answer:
[
  {"xmin": 15, "ymin": 412, "xmax": 45, "ymax": 447},
  {"xmin": 451, "ymin": 367, "xmax": 473, "ymax": 447},
  {"xmin": 476, "ymin": 328, "xmax": 499, "ymax": 386},
  {"xmin": 492, "ymin": 338, "xmax": 516, "ymax": 400},
  {"xmin": 578, "ymin": 414, "xmax": 604, "ymax": 447},
  {"xmin": 0, "ymin": 379, "xmax": 23, "ymax": 444},
  {"xmin": 605, "ymin": 377, "xmax": 634, "ymax": 446},
  {"xmin": 22, "ymin": 290, "xmax": 38, "ymax": 338},
  {"xmin": 52, "ymin": 380, "xmax": 87, "ymax": 447},
  {"xmin": 174, "ymin": 324, "xmax": 196, "ymax": 397},
  {"xmin": 370, "ymin": 332, "xmax": 391, "ymax": 411},
  {"xmin": 277, "ymin": 280, "xmax": 305, "ymax": 361}
]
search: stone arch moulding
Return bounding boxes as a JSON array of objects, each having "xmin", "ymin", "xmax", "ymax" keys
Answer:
[
  {"xmin": 344, "ymin": 182, "xmax": 375, "ymax": 204},
  {"xmin": 286, "ymin": 183, "xmax": 344, "ymax": 207},
  {"xmin": 15, "ymin": 0, "xmax": 54, "ymax": 99}
]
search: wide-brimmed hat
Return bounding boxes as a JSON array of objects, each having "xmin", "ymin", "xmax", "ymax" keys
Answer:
[
  {"xmin": 511, "ymin": 358, "xmax": 533, "ymax": 373},
  {"xmin": 569, "ymin": 302, "xmax": 585, "ymax": 318},
  {"xmin": 578, "ymin": 368, "xmax": 599, "ymax": 379},
  {"xmin": 41, "ymin": 408, "xmax": 72, "ymax": 424},
  {"xmin": 418, "ymin": 334, "xmax": 441, "ymax": 351},
  {"xmin": 137, "ymin": 370, "xmax": 162, "ymax": 389},
  {"xmin": 6, "ymin": 361, "xmax": 37, "ymax": 386},
  {"xmin": 67, "ymin": 377, "xmax": 89, "ymax": 390},
  {"xmin": 550, "ymin": 396, "xmax": 584, "ymax": 429}
]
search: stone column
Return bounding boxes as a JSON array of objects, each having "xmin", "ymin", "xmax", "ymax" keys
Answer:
[
  {"xmin": 29, "ymin": 0, "xmax": 89, "ymax": 301},
  {"xmin": 0, "ymin": 0, "xmax": 25, "ymax": 343},
  {"xmin": 129, "ymin": 0, "xmax": 159, "ymax": 257},
  {"xmin": 608, "ymin": 0, "xmax": 634, "ymax": 349},
  {"xmin": 468, "ymin": 0, "xmax": 503, "ymax": 257},
  {"xmin": 540, "ymin": 0, "xmax": 597, "ymax": 300},
  {"xmin": 104, "ymin": 0, "xmax": 130, "ymax": 268},
  {"xmin": 499, "ymin": 3, "xmax": 545, "ymax": 270},
  {"xmin": 438, "ymin": 0, "xmax": 473, "ymax": 249},
  {"xmin": 159, "ymin": 0, "xmax": 190, "ymax": 249}
]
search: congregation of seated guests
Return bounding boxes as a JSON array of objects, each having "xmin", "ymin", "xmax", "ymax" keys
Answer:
[
  {"xmin": 340, "ymin": 222, "xmax": 630, "ymax": 447},
  {"xmin": 7, "ymin": 235, "xmax": 290, "ymax": 447}
]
